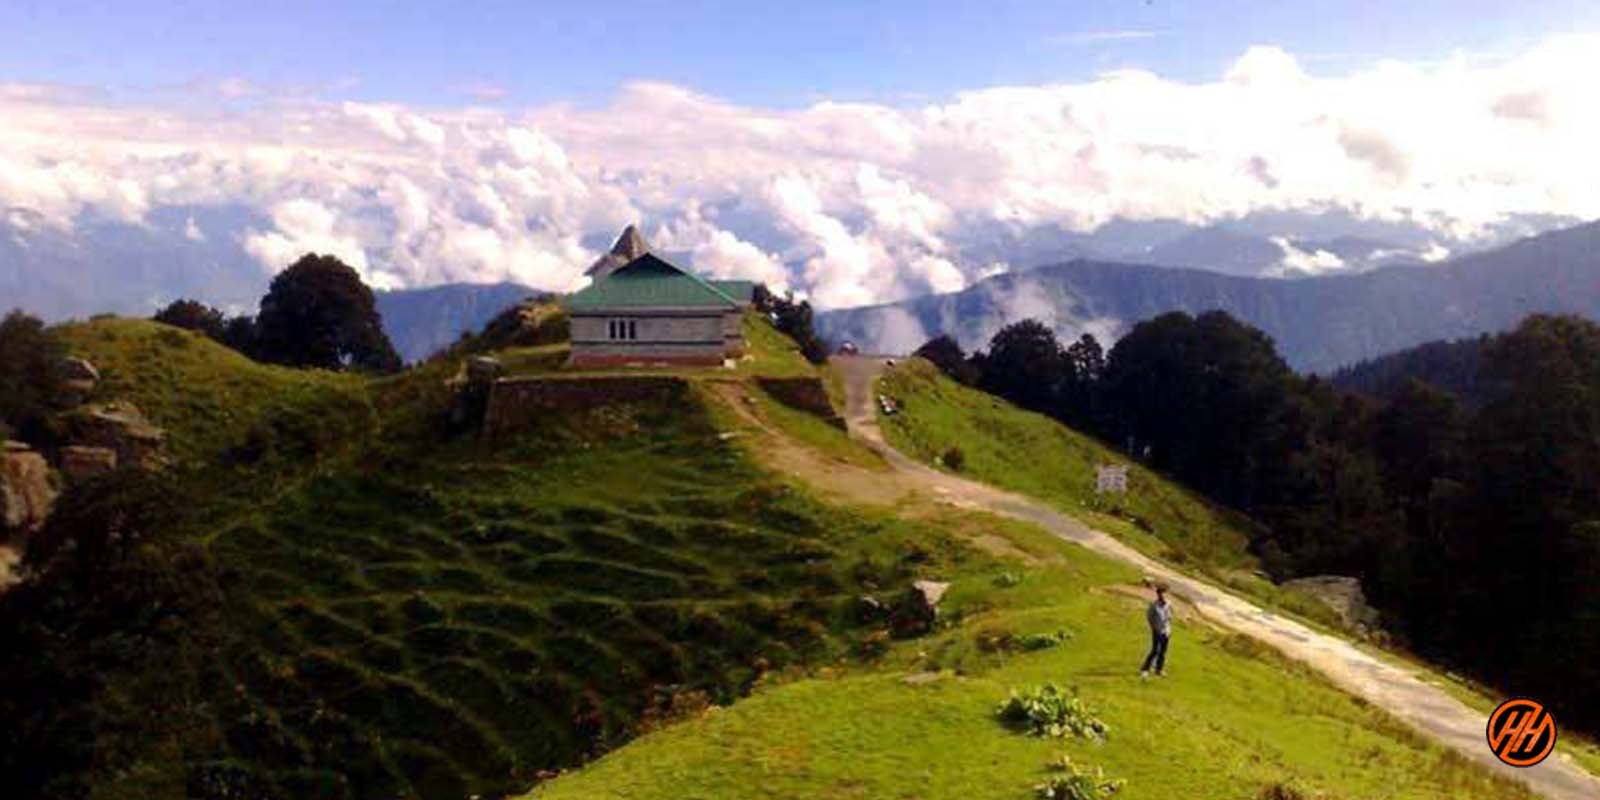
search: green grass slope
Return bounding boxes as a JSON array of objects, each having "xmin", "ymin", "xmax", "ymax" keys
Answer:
[
  {"xmin": 878, "ymin": 359, "xmax": 1257, "ymax": 568},
  {"xmin": 36, "ymin": 322, "xmax": 1541, "ymax": 800},
  {"xmin": 54, "ymin": 319, "xmax": 374, "ymax": 470},
  {"xmin": 198, "ymin": 385, "xmax": 964, "ymax": 799},
  {"xmin": 531, "ymin": 515, "xmax": 1535, "ymax": 800},
  {"xmin": 876, "ymin": 358, "xmax": 1353, "ymax": 627},
  {"xmin": 35, "ymin": 318, "xmax": 961, "ymax": 800}
]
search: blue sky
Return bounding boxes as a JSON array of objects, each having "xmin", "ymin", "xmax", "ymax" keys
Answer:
[{"xmin": 3, "ymin": 0, "xmax": 1596, "ymax": 106}]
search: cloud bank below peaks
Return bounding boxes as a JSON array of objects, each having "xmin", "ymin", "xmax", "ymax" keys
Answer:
[{"xmin": 2, "ymin": 35, "xmax": 1599, "ymax": 310}]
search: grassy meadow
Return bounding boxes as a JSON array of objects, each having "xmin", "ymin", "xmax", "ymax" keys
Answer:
[
  {"xmin": 875, "ymin": 358, "xmax": 1357, "ymax": 630},
  {"xmin": 532, "ymin": 512, "xmax": 1538, "ymax": 800},
  {"xmin": 39, "ymin": 317, "xmax": 1564, "ymax": 800}
]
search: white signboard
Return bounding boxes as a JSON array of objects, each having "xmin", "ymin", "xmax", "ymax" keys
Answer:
[{"xmin": 1095, "ymin": 464, "xmax": 1129, "ymax": 494}]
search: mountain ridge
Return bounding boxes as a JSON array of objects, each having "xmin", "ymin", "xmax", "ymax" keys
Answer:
[{"xmin": 816, "ymin": 219, "xmax": 1600, "ymax": 373}]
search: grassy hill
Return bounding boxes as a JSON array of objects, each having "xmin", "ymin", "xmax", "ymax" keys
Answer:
[
  {"xmin": 524, "ymin": 357, "xmax": 1547, "ymax": 800},
  {"xmin": 876, "ymin": 358, "xmax": 1353, "ymax": 627},
  {"xmin": 54, "ymin": 318, "xmax": 374, "ymax": 469},
  {"xmin": 529, "ymin": 512, "xmax": 1534, "ymax": 800},
  {"xmin": 17, "ymin": 315, "xmax": 961, "ymax": 799},
  {"xmin": 19, "ymin": 319, "xmax": 1563, "ymax": 800}
]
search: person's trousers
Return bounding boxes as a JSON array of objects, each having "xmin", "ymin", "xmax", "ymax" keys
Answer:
[{"xmin": 1141, "ymin": 631, "xmax": 1170, "ymax": 673}]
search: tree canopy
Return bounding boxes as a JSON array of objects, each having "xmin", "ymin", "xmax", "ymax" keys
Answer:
[
  {"xmin": 153, "ymin": 299, "xmax": 227, "ymax": 340},
  {"xmin": 0, "ymin": 310, "xmax": 67, "ymax": 444},
  {"xmin": 253, "ymin": 254, "xmax": 402, "ymax": 372},
  {"xmin": 913, "ymin": 334, "xmax": 977, "ymax": 385},
  {"xmin": 930, "ymin": 309, "xmax": 1600, "ymax": 733}
]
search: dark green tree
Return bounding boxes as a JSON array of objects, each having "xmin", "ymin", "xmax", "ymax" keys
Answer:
[
  {"xmin": 220, "ymin": 314, "xmax": 259, "ymax": 356},
  {"xmin": 757, "ymin": 286, "xmax": 828, "ymax": 364},
  {"xmin": 1060, "ymin": 333, "xmax": 1106, "ymax": 428},
  {"xmin": 0, "ymin": 471, "xmax": 221, "ymax": 798},
  {"xmin": 0, "ymin": 310, "xmax": 67, "ymax": 444},
  {"xmin": 1099, "ymin": 310, "xmax": 1302, "ymax": 509},
  {"xmin": 253, "ymin": 254, "xmax": 401, "ymax": 372},
  {"xmin": 914, "ymin": 334, "xmax": 977, "ymax": 385},
  {"xmin": 1450, "ymin": 315, "xmax": 1600, "ymax": 722},
  {"xmin": 152, "ymin": 299, "xmax": 227, "ymax": 340},
  {"xmin": 977, "ymin": 319, "xmax": 1067, "ymax": 415}
]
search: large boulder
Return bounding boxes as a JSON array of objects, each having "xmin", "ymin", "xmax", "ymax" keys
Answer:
[
  {"xmin": 1, "ymin": 442, "xmax": 58, "ymax": 535},
  {"xmin": 1283, "ymin": 575, "xmax": 1382, "ymax": 633},
  {"xmin": 467, "ymin": 355, "xmax": 505, "ymax": 385},
  {"xmin": 890, "ymin": 580, "xmax": 951, "ymax": 638},
  {"xmin": 63, "ymin": 402, "xmax": 169, "ymax": 471},
  {"xmin": 60, "ymin": 445, "xmax": 118, "ymax": 482},
  {"xmin": 58, "ymin": 356, "xmax": 100, "ymax": 406}
]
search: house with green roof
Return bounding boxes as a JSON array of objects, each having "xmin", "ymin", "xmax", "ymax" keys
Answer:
[{"xmin": 566, "ymin": 251, "xmax": 752, "ymax": 367}]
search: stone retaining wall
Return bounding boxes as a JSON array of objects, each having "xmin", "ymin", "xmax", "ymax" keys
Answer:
[
  {"xmin": 483, "ymin": 376, "xmax": 689, "ymax": 436},
  {"xmin": 754, "ymin": 377, "xmax": 846, "ymax": 430}
]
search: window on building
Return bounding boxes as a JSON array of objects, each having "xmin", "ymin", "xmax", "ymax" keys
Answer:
[{"xmin": 608, "ymin": 319, "xmax": 638, "ymax": 341}]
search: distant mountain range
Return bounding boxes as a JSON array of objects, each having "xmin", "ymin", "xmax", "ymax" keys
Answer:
[
  {"xmin": 375, "ymin": 282, "xmax": 542, "ymax": 362},
  {"xmin": 5, "ymin": 200, "xmax": 1589, "ymax": 369},
  {"xmin": 816, "ymin": 220, "xmax": 1600, "ymax": 374},
  {"xmin": 957, "ymin": 218, "xmax": 1443, "ymax": 279}
]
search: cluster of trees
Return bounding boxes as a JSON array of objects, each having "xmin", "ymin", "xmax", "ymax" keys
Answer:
[
  {"xmin": 0, "ymin": 470, "xmax": 222, "ymax": 797},
  {"xmin": 920, "ymin": 311, "xmax": 1600, "ymax": 731},
  {"xmin": 1328, "ymin": 335, "xmax": 1489, "ymax": 404},
  {"xmin": 754, "ymin": 285, "xmax": 829, "ymax": 364},
  {"xmin": 0, "ymin": 311, "xmax": 67, "ymax": 444},
  {"xmin": 156, "ymin": 253, "xmax": 401, "ymax": 372}
]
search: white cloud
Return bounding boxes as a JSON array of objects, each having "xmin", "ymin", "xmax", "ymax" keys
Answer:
[
  {"xmin": 1267, "ymin": 237, "xmax": 1346, "ymax": 276},
  {"xmin": 2, "ymin": 34, "xmax": 1599, "ymax": 310},
  {"xmin": 243, "ymin": 198, "xmax": 374, "ymax": 280}
]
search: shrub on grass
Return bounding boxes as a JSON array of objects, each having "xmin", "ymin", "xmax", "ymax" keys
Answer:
[
  {"xmin": 1258, "ymin": 780, "xmax": 1325, "ymax": 800},
  {"xmin": 976, "ymin": 626, "xmax": 1014, "ymax": 653},
  {"xmin": 997, "ymin": 684, "xmax": 1110, "ymax": 741},
  {"xmin": 993, "ymin": 571, "xmax": 1023, "ymax": 588},
  {"xmin": 856, "ymin": 629, "xmax": 892, "ymax": 659},
  {"xmin": 1036, "ymin": 755, "xmax": 1124, "ymax": 800},
  {"xmin": 941, "ymin": 446, "xmax": 965, "ymax": 471},
  {"xmin": 1015, "ymin": 629, "xmax": 1072, "ymax": 651}
]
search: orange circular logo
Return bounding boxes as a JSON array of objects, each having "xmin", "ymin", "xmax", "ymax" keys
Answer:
[{"xmin": 1486, "ymin": 698, "xmax": 1557, "ymax": 767}]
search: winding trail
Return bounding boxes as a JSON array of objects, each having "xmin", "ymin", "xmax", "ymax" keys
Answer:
[{"xmin": 824, "ymin": 356, "xmax": 1600, "ymax": 800}]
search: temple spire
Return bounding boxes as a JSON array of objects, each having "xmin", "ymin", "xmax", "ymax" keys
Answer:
[{"xmin": 586, "ymin": 224, "xmax": 651, "ymax": 279}]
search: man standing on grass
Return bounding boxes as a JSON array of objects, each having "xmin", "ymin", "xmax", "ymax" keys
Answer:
[{"xmin": 1140, "ymin": 583, "xmax": 1172, "ymax": 678}]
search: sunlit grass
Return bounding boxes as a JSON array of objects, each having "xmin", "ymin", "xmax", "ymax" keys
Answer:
[{"xmin": 532, "ymin": 513, "xmax": 1538, "ymax": 800}]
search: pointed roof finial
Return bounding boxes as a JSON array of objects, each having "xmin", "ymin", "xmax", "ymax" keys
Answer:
[{"xmin": 587, "ymin": 224, "xmax": 652, "ymax": 279}]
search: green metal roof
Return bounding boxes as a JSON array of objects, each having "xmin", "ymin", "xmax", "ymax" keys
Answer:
[
  {"xmin": 566, "ymin": 253, "xmax": 740, "ymax": 310},
  {"xmin": 709, "ymin": 279, "xmax": 756, "ymax": 303}
]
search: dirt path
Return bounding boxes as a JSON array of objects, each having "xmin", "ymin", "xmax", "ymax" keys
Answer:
[{"xmin": 823, "ymin": 356, "xmax": 1600, "ymax": 800}]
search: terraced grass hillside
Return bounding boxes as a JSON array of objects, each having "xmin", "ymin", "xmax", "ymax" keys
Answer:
[
  {"xmin": 529, "ymin": 513, "xmax": 1539, "ymax": 800},
  {"xmin": 18, "ymin": 316, "xmax": 960, "ymax": 800},
  {"xmin": 25, "ymin": 320, "xmax": 1561, "ymax": 800},
  {"xmin": 195, "ymin": 381, "xmax": 976, "ymax": 799}
]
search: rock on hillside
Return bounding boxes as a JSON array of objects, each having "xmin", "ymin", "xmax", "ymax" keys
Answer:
[
  {"xmin": 1, "ymin": 441, "xmax": 57, "ymax": 536},
  {"xmin": 62, "ymin": 402, "xmax": 169, "ymax": 471}
]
